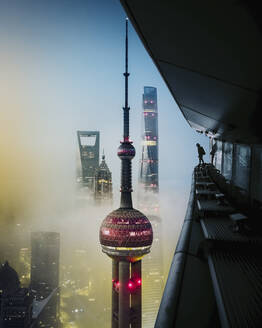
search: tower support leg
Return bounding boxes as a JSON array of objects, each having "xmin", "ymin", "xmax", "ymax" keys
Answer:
[
  {"xmin": 131, "ymin": 261, "xmax": 142, "ymax": 328},
  {"xmin": 119, "ymin": 261, "xmax": 130, "ymax": 328},
  {"xmin": 112, "ymin": 259, "xmax": 119, "ymax": 328}
]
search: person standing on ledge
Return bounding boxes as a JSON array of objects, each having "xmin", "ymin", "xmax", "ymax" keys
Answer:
[{"xmin": 196, "ymin": 143, "xmax": 206, "ymax": 165}]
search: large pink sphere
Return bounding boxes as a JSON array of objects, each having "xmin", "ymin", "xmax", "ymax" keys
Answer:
[{"xmin": 100, "ymin": 208, "xmax": 153, "ymax": 248}]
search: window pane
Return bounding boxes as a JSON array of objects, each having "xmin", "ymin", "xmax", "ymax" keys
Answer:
[
  {"xmin": 222, "ymin": 142, "xmax": 233, "ymax": 180},
  {"xmin": 215, "ymin": 140, "xmax": 223, "ymax": 171},
  {"xmin": 251, "ymin": 145, "xmax": 262, "ymax": 202},
  {"xmin": 233, "ymin": 144, "xmax": 251, "ymax": 191}
]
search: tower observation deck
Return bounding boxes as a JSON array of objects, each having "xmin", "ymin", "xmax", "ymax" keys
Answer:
[{"xmin": 99, "ymin": 19, "xmax": 153, "ymax": 328}]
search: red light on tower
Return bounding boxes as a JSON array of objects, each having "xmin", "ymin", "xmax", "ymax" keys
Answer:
[
  {"xmin": 112, "ymin": 279, "xmax": 120, "ymax": 288},
  {"xmin": 99, "ymin": 19, "xmax": 153, "ymax": 328},
  {"xmin": 127, "ymin": 278, "xmax": 141, "ymax": 291},
  {"xmin": 128, "ymin": 280, "xmax": 134, "ymax": 290},
  {"xmin": 112, "ymin": 279, "xmax": 120, "ymax": 291}
]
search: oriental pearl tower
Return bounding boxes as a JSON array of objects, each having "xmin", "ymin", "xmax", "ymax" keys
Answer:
[{"xmin": 99, "ymin": 19, "xmax": 153, "ymax": 328}]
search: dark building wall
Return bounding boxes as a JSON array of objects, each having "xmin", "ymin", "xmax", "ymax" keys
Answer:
[
  {"xmin": 213, "ymin": 141, "xmax": 262, "ymax": 205},
  {"xmin": 30, "ymin": 232, "xmax": 60, "ymax": 328},
  {"xmin": 30, "ymin": 232, "xmax": 60, "ymax": 297},
  {"xmin": 251, "ymin": 145, "xmax": 262, "ymax": 203},
  {"xmin": 0, "ymin": 289, "xmax": 33, "ymax": 328}
]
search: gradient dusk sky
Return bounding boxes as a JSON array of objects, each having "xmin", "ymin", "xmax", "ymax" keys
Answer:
[
  {"xmin": 0, "ymin": 0, "xmax": 209, "ymax": 223},
  {"xmin": 0, "ymin": 6, "xmax": 211, "ymax": 323}
]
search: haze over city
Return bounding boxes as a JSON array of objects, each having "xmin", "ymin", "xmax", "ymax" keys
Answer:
[{"xmin": 0, "ymin": 1, "xmax": 209, "ymax": 327}]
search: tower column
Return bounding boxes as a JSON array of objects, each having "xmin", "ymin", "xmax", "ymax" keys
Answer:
[
  {"xmin": 112, "ymin": 260, "xmax": 119, "ymax": 328},
  {"xmin": 99, "ymin": 19, "xmax": 153, "ymax": 328},
  {"xmin": 131, "ymin": 261, "xmax": 142, "ymax": 328},
  {"xmin": 119, "ymin": 261, "xmax": 130, "ymax": 328}
]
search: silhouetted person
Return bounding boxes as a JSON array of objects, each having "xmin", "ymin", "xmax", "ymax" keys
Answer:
[
  {"xmin": 210, "ymin": 142, "xmax": 217, "ymax": 165},
  {"xmin": 196, "ymin": 143, "xmax": 205, "ymax": 165}
]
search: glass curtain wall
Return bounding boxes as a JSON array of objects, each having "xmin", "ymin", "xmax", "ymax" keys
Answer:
[
  {"xmin": 214, "ymin": 140, "xmax": 223, "ymax": 172},
  {"xmin": 251, "ymin": 145, "xmax": 262, "ymax": 203},
  {"xmin": 222, "ymin": 142, "xmax": 233, "ymax": 181},
  {"xmin": 232, "ymin": 144, "xmax": 251, "ymax": 191}
]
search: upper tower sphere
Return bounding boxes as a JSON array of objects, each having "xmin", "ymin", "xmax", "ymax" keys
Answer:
[
  {"xmin": 118, "ymin": 142, "xmax": 136, "ymax": 160},
  {"xmin": 99, "ymin": 208, "xmax": 153, "ymax": 259}
]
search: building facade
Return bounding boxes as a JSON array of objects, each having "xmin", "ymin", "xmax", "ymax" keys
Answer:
[
  {"xmin": 142, "ymin": 215, "xmax": 163, "ymax": 328},
  {"xmin": 77, "ymin": 131, "xmax": 100, "ymax": 190},
  {"xmin": 139, "ymin": 87, "xmax": 163, "ymax": 328},
  {"xmin": 0, "ymin": 262, "xmax": 33, "ymax": 328},
  {"xmin": 94, "ymin": 154, "xmax": 113, "ymax": 204},
  {"xmin": 0, "ymin": 288, "xmax": 34, "ymax": 328},
  {"xmin": 139, "ymin": 87, "xmax": 159, "ymax": 196},
  {"xmin": 30, "ymin": 232, "xmax": 60, "ymax": 328}
]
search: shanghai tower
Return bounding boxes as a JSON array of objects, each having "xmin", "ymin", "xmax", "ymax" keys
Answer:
[
  {"xmin": 139, "ymin": 87, "xmax": 164, "ymax": 328},
  {"xmin": 99, "ymin": 19, "xmax": 153, "ymax": 328},
  {"xmin": 140, "ymin": 87, "xmax": 159, "ymax": 195}
]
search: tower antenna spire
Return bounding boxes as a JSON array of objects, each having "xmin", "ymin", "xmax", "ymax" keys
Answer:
[
  {"xmin": 123, "ymin": 17, "xmax": 130, "ymax": 141},
  {"xmin": 99, "ymin": 19, "xmax": 153, "ymax": 328},
  {"xmin": 117, "ymin": 17, "xmax": 135, "ymax": 209}
]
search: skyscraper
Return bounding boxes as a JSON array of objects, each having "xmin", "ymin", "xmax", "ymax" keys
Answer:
[
  {"xmin": 142, "ymin": 215, "xmax": 163, "ymax": 328},
  {"xmin": 140, "ymin": 87, "xmax": 159, "ymax": 196},
  {"xmin": 99, "ymin": 19, "xmax": 153, "ymax": 328},
  {"xmin": 94, "ymin": 153, "xmax": 113, "ymax": 204},
  {"xmin": 121, "ymin": 3, "xmax": 262, "ymax": 326},
  {"xmin": 0, "ymin": 262, "xmax": 34, "ymax": 328},
  {"xmin": 139, "ymin": 87, "xmax": 163, "ymax": 328},
  {"xmin": 30, "ymin": 232, "xmax": 60, "ymax": 328},
  {"xmin": 77, "ymin": 131, "xmax": 100, "ymax": 189}
]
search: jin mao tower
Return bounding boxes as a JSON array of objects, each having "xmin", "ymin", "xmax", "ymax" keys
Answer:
[{"xmin": 94, "ymin": 153, "xmax": 113, "ymax": 204}]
